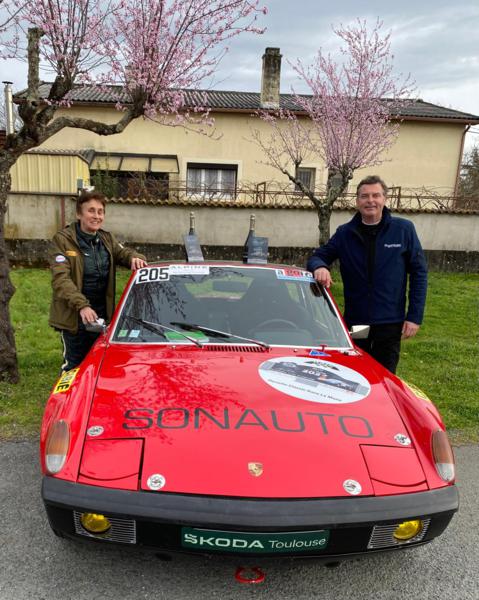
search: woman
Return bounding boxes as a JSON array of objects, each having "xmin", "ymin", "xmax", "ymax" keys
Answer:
[{"xmin": 49, "ymin": 190, "xmax": 147, "ymax": 371}]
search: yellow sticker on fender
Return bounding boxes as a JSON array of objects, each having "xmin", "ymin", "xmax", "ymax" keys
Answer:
[
  {"xmin": 403, "ymin": 380, "xmax": 432, "ymax": 403},
  {"xmin": 53, "ymin": 368, "xmax": 80, "ymax": 394}
]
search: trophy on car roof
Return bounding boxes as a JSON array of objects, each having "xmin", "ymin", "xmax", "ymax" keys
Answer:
[
  {"xmin": 183, "ymin": 212, "xmax": 204, "ymax": 262},
  {"xmin": 243, "ymin": 214, "xmax": 268, "ymax": 264}
]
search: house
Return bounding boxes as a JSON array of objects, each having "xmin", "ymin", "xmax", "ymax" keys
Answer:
[{"xmin": 10, "ymin": 48, "xmax": 479, "ymax": 204}]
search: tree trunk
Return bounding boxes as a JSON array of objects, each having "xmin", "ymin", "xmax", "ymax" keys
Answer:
[
  {"xmin": 317, "ymin": 203, "xmax": 333, "ymax": 246},
  {"xmin": 316, "ymin": 168, "xmax": 353, "ymax": 245},
  {"xmin": 0, "ymin": 166, "xmax": 19, "ymax": 383}
]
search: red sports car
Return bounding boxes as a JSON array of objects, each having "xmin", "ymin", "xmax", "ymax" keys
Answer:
[{"xmin": 40, "ymin": 262, "xmax": 458, "ymax": 560}]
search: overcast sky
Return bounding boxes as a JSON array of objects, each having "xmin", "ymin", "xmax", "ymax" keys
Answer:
[
  {"xmin": 210, "ymin": 0, "xmax": 479, "ymax": 149},
  {"xmin": 1, "ymin": 0, "xmax": 478, "ymax": 149}
]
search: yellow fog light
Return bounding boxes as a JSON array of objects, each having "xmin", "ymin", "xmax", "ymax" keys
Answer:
[
  {"xmin": 393, "ymin": 519, "xmax": 423, "ymax": 541},
  {"xmin": 80, "ymin": 513, "xmax": 111, "ymax": 534}
]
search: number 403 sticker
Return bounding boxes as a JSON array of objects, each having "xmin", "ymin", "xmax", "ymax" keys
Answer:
[{"xmin": 136, "ymin": 267, "xmax": 169, "ymax": 284}]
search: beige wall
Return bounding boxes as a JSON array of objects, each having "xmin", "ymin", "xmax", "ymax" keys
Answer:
[
  {"xmin": 5, "ymin": 194, "xmax": 65, "ymax": 238},
  {"xmin": 83, "ymin": 204, "xmax": 479, "ymax": 251},
  {"xmin": 6, "ymin": 193, "xmax": 478, "ymax": 252},
  {"xmin": 35, "ymin": 106, "xmax": 465, "ymax": 193},
  {"xmin": 355, "ymin": 121, "xmax": 464, "ymax": 192}
]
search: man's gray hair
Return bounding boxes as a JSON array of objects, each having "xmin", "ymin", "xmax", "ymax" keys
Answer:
[{"xmin": 356, "ymin": 175, "xmax": 388, "ymax": 197}]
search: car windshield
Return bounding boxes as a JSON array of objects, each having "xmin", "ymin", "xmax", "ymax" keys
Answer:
[{"xmin": 112, "ymin": 265, "xmax": 351, "ymax": 348}]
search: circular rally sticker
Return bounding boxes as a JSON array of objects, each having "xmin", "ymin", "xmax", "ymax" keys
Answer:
[{"xmin": 259, "ymin": 357, "xmax": 371, "ymax": 405}]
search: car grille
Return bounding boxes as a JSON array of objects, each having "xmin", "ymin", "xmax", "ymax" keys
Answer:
[
  {"xmin": 73, "ymin": 511, "xmax": 137, "ymax": 544},
  {"xmin": 367, "ymin": 519, "xmax": 431, "ymax": 549}
]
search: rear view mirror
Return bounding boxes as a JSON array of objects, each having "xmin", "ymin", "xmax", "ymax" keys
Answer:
[
  {"xmin": 350, "ymin": 325, "xmax": 370, "ymax": 340},
  {"xmin": 212, "ymin": 281, "xmax": 248, "ymax": 293}
]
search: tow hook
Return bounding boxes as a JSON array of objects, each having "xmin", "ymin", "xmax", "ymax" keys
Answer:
[{"xmin": 235, "ymin": 566, "xmax": 265, "ymax": 584}]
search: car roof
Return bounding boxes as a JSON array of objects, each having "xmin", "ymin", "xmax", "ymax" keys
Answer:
[{"xmin": 140, "ymin": 261, "xmax": 307, "ymax": 270}]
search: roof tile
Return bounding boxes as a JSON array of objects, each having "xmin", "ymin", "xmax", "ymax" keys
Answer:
[{"xmin": 14, "ymin": 83, "xmax": 479, "ymax": 122}]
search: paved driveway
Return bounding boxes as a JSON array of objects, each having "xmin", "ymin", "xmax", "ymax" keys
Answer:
[{"xmin": 0, "ymin": 441, "xmax": 477, "ymax": 600}]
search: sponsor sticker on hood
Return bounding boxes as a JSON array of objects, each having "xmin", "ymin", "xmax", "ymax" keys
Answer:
[{"xmin": 259, "ymin": 357, "xmax": 371, "ymax": 404}]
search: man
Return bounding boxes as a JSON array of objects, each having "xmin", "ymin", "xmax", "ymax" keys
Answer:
[{"xmin": 307, "ymin": 175, "xmax": 427, "ymax": 373}]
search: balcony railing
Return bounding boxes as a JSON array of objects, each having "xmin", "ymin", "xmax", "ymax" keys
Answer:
[{"xmin": 105, "ymin": 180, "xmax": 479, "ymax": 212}]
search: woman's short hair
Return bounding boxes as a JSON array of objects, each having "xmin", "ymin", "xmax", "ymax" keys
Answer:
[{"xmin": 76, "ymin": 190, "xmax": 107, "ymax": 214}]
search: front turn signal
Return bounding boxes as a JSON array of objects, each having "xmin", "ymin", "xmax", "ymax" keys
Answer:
[
  {"xmin": 45, "ymin": 420, "xmax": 70, "ymax": 474},
  {"xmin": 432, "ymin": 430, "xmax": 455, "ymax": 482}
]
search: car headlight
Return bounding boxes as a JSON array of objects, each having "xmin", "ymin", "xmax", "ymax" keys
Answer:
[
  {"xmin": 432, "ymin": 430, "xmax": 455, "ymax": 482},
  {"xmin": 45, "ymin": 420, "xmax": 70, "ymax": 474}
]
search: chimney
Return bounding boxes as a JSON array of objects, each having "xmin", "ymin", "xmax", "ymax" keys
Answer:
[
  {"xmin": 3, "ymin": 81, "xmax": 14, "ymax": 135},
  {"xmin": 260, "ymin": 48, "xmax": 282, "ymax": 109}
]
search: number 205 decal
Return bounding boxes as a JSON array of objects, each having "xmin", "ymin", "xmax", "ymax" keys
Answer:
[{"xmin": 136, "ymin": 267, "xmax": 170, "ymax": 284}]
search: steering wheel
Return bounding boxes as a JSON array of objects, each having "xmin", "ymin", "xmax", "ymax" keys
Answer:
[{"xmin": 254, "ymin": 318, "xmax": 300, "ymax": 331}]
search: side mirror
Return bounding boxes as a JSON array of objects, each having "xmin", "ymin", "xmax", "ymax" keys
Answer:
[
  {"xmin": 350, "ymin": 325, "xmax": 370, "ymax": 340},
  {"xmin": 85, "ymin": 318, "xmax": 107, "ymax": 334}
]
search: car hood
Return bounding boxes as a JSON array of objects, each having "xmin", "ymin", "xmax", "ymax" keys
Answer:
[{"xmin": 80, "ymin": 345, "xmax": 428, "ymax": 497}]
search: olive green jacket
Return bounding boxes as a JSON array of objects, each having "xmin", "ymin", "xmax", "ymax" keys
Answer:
[{"xmin": 49, "ymin": 223, "xmax": 146, "ymax": 333}]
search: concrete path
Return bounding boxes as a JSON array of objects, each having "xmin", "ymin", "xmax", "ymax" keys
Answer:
[{"xmin": 0, "ymin": 441, "xmax": 477, "ymax": 600}]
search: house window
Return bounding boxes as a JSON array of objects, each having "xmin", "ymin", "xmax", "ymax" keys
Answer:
[
  {"xmin": 187, "ymin": 163, "xmax": 237, "ymax": 198},
  {"xmin": 89, "ymin": 153, "xmax": 178, "ymax": 200},
  {"xmin": 90, "ymin": 170, "xmax": 169, "ymax": 200},
  {"xmin": 295, "ymin": 167, "xmax": 316, "ymax": 192}
]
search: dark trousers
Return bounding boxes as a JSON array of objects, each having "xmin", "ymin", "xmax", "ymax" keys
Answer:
[
  {"xmin": 60, "ymin": 326, "xmax": 99, "ymax": 371},
  {"xmin": 354, "ymin": 322, "xmax": 403, "ymax": 374}
]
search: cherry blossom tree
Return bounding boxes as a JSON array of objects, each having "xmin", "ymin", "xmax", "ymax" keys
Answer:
[
  {"xmin": 251, "ymin": 20, "xmax": 413, "ymax": 246},
  {"xmin": 0, "ymin": 0, "xmax": 266, "ymax": 382}
]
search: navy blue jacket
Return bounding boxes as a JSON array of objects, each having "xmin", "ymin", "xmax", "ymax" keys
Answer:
[{"xmin": 307, "ymin": 208, "xmax": 428, "ymax": 326}]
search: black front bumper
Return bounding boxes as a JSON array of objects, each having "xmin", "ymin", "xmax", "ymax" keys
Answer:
[{"xmin": 42, "ymin": 477, "xmax": 459, "ymax": 558}]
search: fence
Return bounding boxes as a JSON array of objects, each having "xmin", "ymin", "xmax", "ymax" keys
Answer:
[{"xmin": 98, "ymin": 179, "xmax": 479, "ymax": 212}]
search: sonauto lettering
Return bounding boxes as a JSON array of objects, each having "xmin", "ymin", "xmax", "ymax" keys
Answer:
[{"xmin": 123, "ymin": 407, "xmax": 373, "ymax": 438}]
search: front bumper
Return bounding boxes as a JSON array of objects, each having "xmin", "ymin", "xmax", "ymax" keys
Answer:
[{"xmin": 42, "ymin": 476, "xmax": 458, "ymax": 558}]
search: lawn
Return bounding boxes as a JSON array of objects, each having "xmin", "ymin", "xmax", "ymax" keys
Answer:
[{"xmin": 0, "ymin": 268, "xmax": 477, "ymax": 441}]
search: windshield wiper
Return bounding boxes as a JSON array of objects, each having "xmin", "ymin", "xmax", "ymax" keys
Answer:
[
  {"xmin": 123, "ymin": 315, "xmax": 203, "ymax": 347},
  {"xmin": 170, "ymin": 322, "xmax": 270, "ymax": 350}
]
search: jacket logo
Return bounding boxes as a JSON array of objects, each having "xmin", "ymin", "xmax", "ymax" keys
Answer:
[
  {"xmin": 384, "ymin": 243, "xmax": 401, "ymax": 248},
  {"xmin": 248, "ymin": 462, "xmax": 263, "ymax": 477},
  {"xmin": 66, "ymin": 250, "xmax": 78, "ymax": 257}
]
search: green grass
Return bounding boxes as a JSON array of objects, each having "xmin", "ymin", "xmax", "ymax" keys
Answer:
[
  {"xmin": 0, "ymin": 267, "xmax": 130, "ymax": 439},
  {"xmin": 0, "ymin": 268, "xmax": 477, "ymax": 440}
]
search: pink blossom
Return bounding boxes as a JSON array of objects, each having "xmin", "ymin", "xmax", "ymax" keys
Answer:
[
  {"xmin": 252, "ymin": 19, "xmax": 414, "ymax": 242},
  {"xmin": 0, "ymin": 0, "xmax": 266, "ymax": 121}
]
